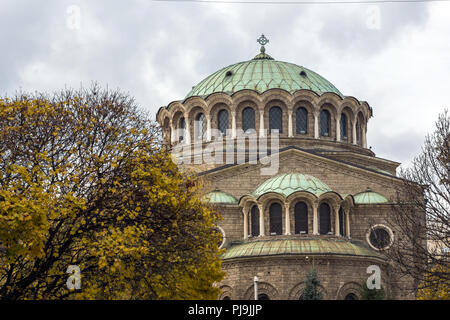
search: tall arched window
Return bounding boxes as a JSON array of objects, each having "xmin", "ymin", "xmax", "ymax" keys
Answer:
[
  {"xmin": 320, "ymin": 109, "xmax": 331, "ymax": 137},
  {"xmin": 179, "ymin": 117, "xmax": 185, "ymax": 142},
  {"xmin": 250, "ymin": 205, "xmax": 260, "ymax": 237},
  {"xmin": 269, "ymin": 203, "xmax": 283, "ymax": 235},
  {"xmin": 339, "ymin": 208, "xmax": 345, "ymax": 236},
  {"xmin": 242, "ymin": 107, "xmax": 255, "ymax": 133},
  {"xmin": 195, "ymin": 113, "xmax": 206, "ymax": 140},
  {"xmin": 340, "ymin": 114, "xmax": 347, "ymax": 141},
  {"xmin": 218, "ymin": 109, "xmax": 229, "ymax": 136},
  {"xmin": 269, "ymin": 106, "xmax": 283, "ymax": 133},
  {"xmin": 258, "ymin": 294, "xmax": 270, "ymax": 300},
  {"xmin": 296, "ymin": 107, "xmax": 308, "ymax": 134},
  {"xmin": 294, "ymin": 202, "xmax": 308, "ymax": 234},
  {"xmin": 319, "ymin": 202, "xmax": 331, "ymax": 235}
]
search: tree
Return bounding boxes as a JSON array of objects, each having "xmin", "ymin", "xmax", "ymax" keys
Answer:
[
  {"xmin": 359, "ymin": 280, "xmax": 385, "ymax": 300},
  {"xmin": 301, "ymin": 269, "xmax": 323, "ymax": 300},
  {"xmin": 386, "ymin": 110, "xmax": 449, "ymax": 298},
  {"xmin": 0, "ymin": 85, "xmax": 224, "ymax": 300},
  {"xmin": 417, "ymin": 265, "xmax": 450, "ymax": 300}
]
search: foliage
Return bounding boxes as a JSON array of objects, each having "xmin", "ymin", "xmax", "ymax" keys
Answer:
[
  {"xmin": 0, "ymin": 85, "xmax": 224, "ymax": 299},
  {"xmin": 359, "ymin": 279, "xmax": 385, "ymax": 300},
  {"xmin": 417, "ymin": 265, "xmax": 450, "ymax": 300},
  {"xmin": 301, "ymin": 269, "xmax": 323, "ymax": 300}
]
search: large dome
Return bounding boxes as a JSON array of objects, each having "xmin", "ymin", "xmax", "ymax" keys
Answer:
[{"xmin": 186, "ymin": 51, "xmax": 342, "ymax": 98}]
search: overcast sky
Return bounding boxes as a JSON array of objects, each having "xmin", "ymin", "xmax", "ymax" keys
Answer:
[{"xmin": 1, "ymin": 0, "xmax": 449, "ymax": 168}]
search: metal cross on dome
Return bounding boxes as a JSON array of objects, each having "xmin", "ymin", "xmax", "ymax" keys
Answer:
[
  {"xmin": 257, "ymin": 34, "xmax": 269, "ymax": 53},
  {"xmin": 257, "ymin": 34, "xmax": 269, "ymax": 46}
]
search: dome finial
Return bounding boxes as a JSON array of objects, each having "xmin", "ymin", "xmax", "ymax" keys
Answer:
[
  {"xmin": 257, "ymin": 34, "xmax": 269, "ymax": 53},
  {"xmin": 253, "ymin": 34, "xmax": 274, "ymax": 60}
]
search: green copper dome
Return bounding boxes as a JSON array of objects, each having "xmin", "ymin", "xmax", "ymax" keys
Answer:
[
  {"xmin": 186, "ymin": 52, "xmax": 342, "ymax": 98},
  {"xmin": 202, "ymin": 190, "xmax": 238, "ymax": 204},
  {"xmin": 252, "ymin": 173, "xmax": 332, "ymax": 198},
  {"xmin": 221, "ymin": 238, "xmax": 384, "ymax": 260},
  {"xmin": 353, "ymin": 188, "xmax": 388, "ymax": 204}
]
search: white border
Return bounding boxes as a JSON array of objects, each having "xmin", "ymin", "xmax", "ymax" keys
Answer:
[
  {"xmin": 215, "ymin": 226, "xmax": 226, "ymax": 249},
  {"xmin": 366, "ymin": 224, "xmax": 394, "ymax": 251}
]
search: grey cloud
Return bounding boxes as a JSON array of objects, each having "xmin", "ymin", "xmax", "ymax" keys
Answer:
[
  {"xmin": 368, "ymin": 129, "xmax": 425, "ymax": 166},
  {"xmin": 0, "ymin": 0, "xmax": 447, "ymax": 167}
]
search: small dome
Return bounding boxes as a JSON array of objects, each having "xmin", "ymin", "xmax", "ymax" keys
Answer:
[
  {"xmin": 353, "ymin": 188, "xmax": 388, "ymax": 204},
  {"xmin": 202, "ymin": 190, "xmax": 238, "ymax": 204},
  {"xmin": 186, "ymin": 56, "xmax": 342, "ymax": 99},
  {"xmin": 221, "ymin": 238, "xmax": 383, "ymax": 260},
  {"xmin": 252, "ymin": 173, "xmax": 331, "ymax": 198}
]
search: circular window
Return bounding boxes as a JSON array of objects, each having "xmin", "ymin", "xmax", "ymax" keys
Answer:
[{"xmin": 367, "ymin": 225, "xmax": 393, "ymax": 250}]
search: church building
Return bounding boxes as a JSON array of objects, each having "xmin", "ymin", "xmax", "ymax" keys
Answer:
[{"xmin": 156, "ymin": 35, "xmax": 418, "ymax": 300}]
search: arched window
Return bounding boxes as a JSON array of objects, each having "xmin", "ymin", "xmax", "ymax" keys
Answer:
[
  {"xmin": 340, "ymin": 114, "xmax": 347, "ymax": 141},
  {"xmin": 250, "ymin": 205, "xmax": 260, "ymax": 237},
  {"xmin": 195, "ymin": 113, "xmax": 206, "ymax": 140},
  {"xmin": 178, "ymin": 117, "xmax": 185, "ymax": 142},
  {"xmin": 339, "ymin": 208, "xmax": 345, "ymax": 236},
  {"xmin": 269, "ymin": 106, "xmax": 283, "ymax": 133},
  {"xmin": 258, "ymin": 294, "xmax": 270, "ymax": 300},
  {"xmin": 222, "ymin": 296, "xmax": 231, "ymax": 300},
  {"xmin": 319, "ymin": 203, "xmax": 331, "ymax": 235},
  {"xmin": 294, "ymin": 202, "xmax": 308, "ymax": 234},
  {"xmin": 296, "ymin": 107, "xmax": 308, "ymax": 134},
  {"xmin": 242, "ymin": 107, "xmax": 256, "ymax": 133},
  {"xmin": 320, "ymin": 109, "xmax": 331, "ymax": 137},
  {"xmin": 269, "ymin": 203, "xmax": 283, "ymax": 235},
  {"xmin": 344, "ymin": 293, "xmax": 358, "ymax": 300},
  {"xmin": 218, "ymin": 109, "xmax": 229, "ymax": 135}
]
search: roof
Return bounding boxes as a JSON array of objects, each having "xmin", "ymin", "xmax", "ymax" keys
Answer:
[
  {"xmin": 252, "ymin": 173, "xmax": 331, "ymax": 198},
  {"xmin": 186, "ymin": 51, "xmax": 342, "ymax": 98},
  {"xmin": 202, "ymin": 190, "xmax": 238, "ymax": 204},
  {"xmin": 221, "ymin": 238, "xmax": 384, "ymax": 260},
  {"xmin": 353, "ymin": 188, "xmax": 388, "ymax": 204},
  {"xmin": 198, "ymin": 146, "xmax": 406, "ymax": 183}
]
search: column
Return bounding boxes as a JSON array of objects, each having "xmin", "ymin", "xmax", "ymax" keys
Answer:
[
  {"xmin": 231, "ymin": 111, "xmax": 236, "ymax": 139},
  {"xmin": 352, "ymin": 119, "xmax": 357, "ymax": 145},
  {"xmin": 288, "ymin": 110, "xmax": 293, "ymax": 137},
  {"xmin": 259, "ymin": 110, "xmax": 265, "ymax": 137},
  {"xmin": 243, "ymin": 208, "xmax": 249, "ymax": 240},
  {"xmin": 346, "ymin": 209, "xmax": 351, "ymax": 238},
  {"xmin": 206, "ymin": 114, "xmax": 211, "ymax": 142},
  {"xmin": 170, "ymin": 121, "xmax": 176, "ymax": 144},
  {"xmin": 184, "ymin": 114, "xmax": 191, "ymax": 144},
  {"xmin": 362, "ymin": 124, "xmax": 367, "ymax": 148},
  {"xmin": 314, "ymin": 112, "xmax": 319, "ymax": 139},
  {"xmin": 335, "ymin": 206, "xmax": 340, "ymax": 236},
  {"xmin": 336, "ymin": 115, "xmax": 341, "ymax": 142},
  {"xmin": 313, "ymin": 202, "xmax": 319, "ymax": 235},
  {"xmin": 258, "ymin": 203, "xmax": 265, "ymax": 236},
  {"xmin": 285, "ymin": 202, "xmax": 291, "ymax": 235}
]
